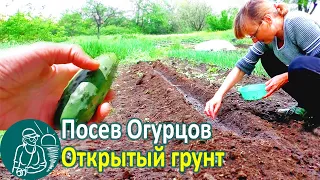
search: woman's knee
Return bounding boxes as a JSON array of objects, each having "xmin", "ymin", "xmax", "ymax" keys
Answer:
[
  {"xmin": 289, "ymin": 56, "xmax": 320, "ymax": 74},
  {"xmin": 288, "ymin": 56, "xmax": 306, "ymax": 72}
]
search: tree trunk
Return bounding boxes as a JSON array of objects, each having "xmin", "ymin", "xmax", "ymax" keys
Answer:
[
  {"xmin": 309, "ymin": 2, "xmax": 318, "ymax": 14},
  {"xmin": 97, "ymin": 25, "xmax": 100, "ymax": 39},
  {"xmin": 141, "ymin": 14, "xmax": 144, "ymax": 28},
  {"xmin": 304, "ymin": 4, "xmax": 309, "ymax": 12}
]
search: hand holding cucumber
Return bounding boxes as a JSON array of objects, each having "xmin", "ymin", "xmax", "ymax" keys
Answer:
[{"xmin": 0, "ymin": 42, "xmax": 115, "ymax": 129}]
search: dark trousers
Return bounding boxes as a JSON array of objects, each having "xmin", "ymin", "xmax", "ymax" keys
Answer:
[{"xmin": 261, "ymin": 51, "xmax": 320, "ymax": 118}]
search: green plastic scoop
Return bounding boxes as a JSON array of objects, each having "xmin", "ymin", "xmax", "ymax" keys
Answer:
[{"xmin": 238, "ymin": 83, "xmax": 267, "ymax": 101}]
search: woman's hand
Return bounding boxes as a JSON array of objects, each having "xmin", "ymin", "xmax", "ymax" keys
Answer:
[
  {"xmin": 204, "ymin": 94, "xmax": 223, "ymax": 120},
  {"xmin": 0, "ymin": 42, "xmax": 114, "ymax": 129},
  {"xmin": 204, "ymin": 67, "xmax": 246, "ymax": 120},
  {"xmin": 264, "ymin": 72, "xmax": 288, "ymax": 98}
]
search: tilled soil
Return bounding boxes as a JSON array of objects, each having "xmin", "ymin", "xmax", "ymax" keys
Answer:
[{"xmin": 1, "ymin": 60, "xmax": 319, "ymax": 180}]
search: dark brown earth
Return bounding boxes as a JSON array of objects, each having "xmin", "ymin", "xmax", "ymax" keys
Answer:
[{"xmin": 1, "ymin": 59, "xmax": 319, "ymax": 180}]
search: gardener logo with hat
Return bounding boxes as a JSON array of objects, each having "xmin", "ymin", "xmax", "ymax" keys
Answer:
[
  {"xmin": 0, "ymin": 119, "xmax": 61, "ymax": 179},
  {"xmin": 13, "ymin": 128, "xmax": 47, "ymax": 177}
]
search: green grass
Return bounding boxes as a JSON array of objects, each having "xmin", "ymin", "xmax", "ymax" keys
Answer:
[
  {"xmin": 0, "ymin": 30, "xmax": 266, "ymax": 76},
  {"xmin": 77, "ymin": 38, "xmax": 161, "ymax": 62},
  {"xmin": 71, "ymin": 31, "xmax": 266, "ymax": 76},
  {"xmin": 168, "ymin": 49, "xmax": 266, "ymax": 76},
  {"xmin": 168, "ymin": 50, "xmax": 245, "ymax": 68}
]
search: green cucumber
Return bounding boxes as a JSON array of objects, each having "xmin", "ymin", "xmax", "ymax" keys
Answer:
[
  {"xmin": 54, "ymin": 53, "xmax": 118, "ymax": 129},
  {"xmin": 0, "ymin": 130, "xmax": 5, "ymax": 159}
]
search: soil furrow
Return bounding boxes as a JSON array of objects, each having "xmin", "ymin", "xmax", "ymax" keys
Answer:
[{"xmin": 1, "ymin": 60, "xmax": 318, "ymax": 180}]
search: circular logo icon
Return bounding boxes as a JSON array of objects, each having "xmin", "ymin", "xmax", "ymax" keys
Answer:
[{"xmin": 0, "ymin": 119, "xmax": 61, "ymax": 179}]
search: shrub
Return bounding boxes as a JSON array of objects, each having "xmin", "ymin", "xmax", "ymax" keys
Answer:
[
  {"xmin": 0, "ymin": 12, "xmax": 66, "ymax": 43},
  {"xmin": 206, "ymin": 9, "xmax": 237, "ymax": 31}
]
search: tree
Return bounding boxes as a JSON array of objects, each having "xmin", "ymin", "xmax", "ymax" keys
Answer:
[
  {"xmin": 131, "ymin": 0, "xmax": 152, "ymax": 28},
  {"xmin": 176, "ymin": 0, "xmax": 212, "ymax": 31},
  {"xmin": 82, "ymin": 0, "xmax": 120, "ymax": 39},
  {"xmin": 278, "ymin": 0, "xmax": 317, "ymax": 14},
  {"xmin": 206, "ymin": 9, "xmax": 235, "ymax": 31},
  {"xmin": 142, "ymin": 3, "xmax": 172, "ymax": 34},
  {"xmin": 0, "ymin": 12, "xmax": 65, "ymax": 42},
  {"xmin": 130, "ymin": 0, "xmax": 173, "ymax": 34},
  {"xmin": 59, "ymin": 11, "xmax": 87, "ymax": 37},
  {"xmin": 296, "ymin": 0, "xmax": 317, "ymax": 13}
]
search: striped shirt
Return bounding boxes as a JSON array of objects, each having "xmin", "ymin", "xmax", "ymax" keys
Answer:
[{"xmin": 236, "ymin": 11, "xmax": 320, "ymax": 75}]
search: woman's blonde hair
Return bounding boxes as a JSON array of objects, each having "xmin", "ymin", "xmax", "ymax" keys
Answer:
[{"xmin": 234, "ymin": 0, "xmax": 288, "ymax": 39}]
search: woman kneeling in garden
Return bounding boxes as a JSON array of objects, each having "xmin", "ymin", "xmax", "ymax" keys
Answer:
[{"xmin": 205, "ymin": 0, "xmax": 320, "ymax": 126}]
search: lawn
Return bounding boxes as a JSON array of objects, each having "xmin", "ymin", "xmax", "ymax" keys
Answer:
[{"xmin": 0, "ymin": 30, "xmax": 266, "ymax": 76}]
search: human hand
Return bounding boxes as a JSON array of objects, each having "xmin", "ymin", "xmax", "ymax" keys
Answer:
[
  {"xmin": 204, "ymin": 94, "xmax": 223, "ymax": 119},
  {"xmin": 0, "ymin": 42, "xmax": 115, "ymax": 129},
  {"xmin": 15, "ymin": 168, "xmax": 27, "ymax": 177},
  {"xmin": 264, "ymin": 73, "xmax": 288, "ymax": 98}
]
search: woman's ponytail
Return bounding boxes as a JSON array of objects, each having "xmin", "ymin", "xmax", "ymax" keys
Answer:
[{"xmin": 274, "ymin": 3, "xmax": 289, "ymax": 16}]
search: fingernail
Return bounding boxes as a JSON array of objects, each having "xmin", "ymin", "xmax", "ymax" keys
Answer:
[
  {"xmin": 101, "ymin": 103, "xmax": 112, "ymax": 112},
  {"xmin": 93, "ymin": 61, "xmax": 100, "ymax": 67}
]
